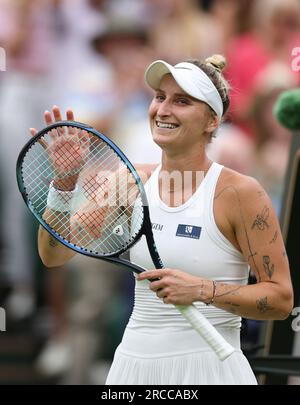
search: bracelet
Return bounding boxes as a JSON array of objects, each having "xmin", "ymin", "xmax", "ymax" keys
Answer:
[
  {"xmin": 205, "ymin": 280, "xmax": 217, "ymax": 306},
  {"xmin": 46, "ymin": 181, "xmax": 79, "ymax": 212}
]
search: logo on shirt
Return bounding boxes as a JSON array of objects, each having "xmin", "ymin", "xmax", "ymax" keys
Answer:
[
  {"xmin": 152, "ymin": 223, "xmax": 164, "ymax": 231},
  {"xmin": 176, "ymin": 224, "xmax": 202, "ymax": 239}
]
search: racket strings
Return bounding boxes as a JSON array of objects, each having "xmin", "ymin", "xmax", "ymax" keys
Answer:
[
  {"xmin": 21, "ymin": 126, "xmax": 144, "ymax": 255},
  {"xmin": 26, "ymin": 142, "xmax": 141, "ymax": 254},
  {"xmin": 71, "ymin": 171, "xmax": 141, "ymax": 252}
]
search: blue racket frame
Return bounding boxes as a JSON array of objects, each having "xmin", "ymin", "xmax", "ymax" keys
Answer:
[{"xmin": 16, "ymin": 120, "xmax": 163, "ymax": 273}]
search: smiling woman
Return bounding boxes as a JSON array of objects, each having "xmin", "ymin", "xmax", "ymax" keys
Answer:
[
  {"xmin": 146, "ymin": 56, "xmax": 230, "ymax": 149},
  {"xmin": 106, "ymin": 55, "xmax": 293, "ymax": 384},
  {"xmin": 33, "ymin": 54, "xmax": 293, "ymax": 385},
  {"xmin": 149, "ymin": 76, "xmax": 218, "ymax": 153}
]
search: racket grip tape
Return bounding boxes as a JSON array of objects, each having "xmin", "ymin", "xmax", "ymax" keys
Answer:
[{"xmin": 175, "ymin": 304, "xmax": 235, "ymax": 361}]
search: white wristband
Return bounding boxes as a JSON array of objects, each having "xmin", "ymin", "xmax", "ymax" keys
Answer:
[{"xmin": 46, "ymin": 181, "xmax": 79, "ymax": 212}]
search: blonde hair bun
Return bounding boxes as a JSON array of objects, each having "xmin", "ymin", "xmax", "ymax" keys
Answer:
[{"xmin": 205, "ymin": 54, "xmax": 227, "ymax": 72}]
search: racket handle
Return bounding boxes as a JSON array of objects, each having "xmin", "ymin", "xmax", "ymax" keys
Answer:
[{"xmin": 175, "ymin": 304, "xmax": 235, "ymax": 361}]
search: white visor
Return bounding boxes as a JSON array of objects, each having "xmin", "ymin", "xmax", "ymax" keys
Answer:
[{"xmin": 145, "ymin": 60, "xmax": 223, "ymax": 120}]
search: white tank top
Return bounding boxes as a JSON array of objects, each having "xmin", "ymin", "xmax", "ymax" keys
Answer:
[{"xmin": 127, "ymin": 162, "xmax": 249, "ymax": 333}]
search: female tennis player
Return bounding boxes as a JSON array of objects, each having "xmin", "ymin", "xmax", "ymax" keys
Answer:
[{"xmin": 32, "ymin": 55, "xmax": 293, "ymax": 385}]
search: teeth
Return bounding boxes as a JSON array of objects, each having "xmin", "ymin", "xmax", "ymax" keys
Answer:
[{"xmin": 156, "ymin": 121, "xmax": 178, "ymax": 129}]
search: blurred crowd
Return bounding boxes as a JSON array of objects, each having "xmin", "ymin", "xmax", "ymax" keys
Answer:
[{"xmin": 0, "ymin": 0, "xmax": 299, "ymax": 384}]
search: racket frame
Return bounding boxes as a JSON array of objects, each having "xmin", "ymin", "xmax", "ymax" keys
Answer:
[{"xmin": 16, "ymin": 120, "xmax": 161, "ymax": 273}]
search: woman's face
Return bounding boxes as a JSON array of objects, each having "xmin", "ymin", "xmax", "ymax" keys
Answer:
[{"xmin": 148, "ymin": 74, "xmax": 217, "ymax": 152}]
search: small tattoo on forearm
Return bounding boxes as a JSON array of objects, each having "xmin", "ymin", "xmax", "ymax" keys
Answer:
[
  {"xmin": 263, "ymin": 256, "xmax": 275, "ymax": 279},
  {"xmin": 214, "ymin": 185, "xmax": 262, "ymax": 282},
  {"xmin": 283, "ymin": 250, "xmax": 287, "ymax": 257},
  {"xmin": 49, "ymin": 236, "xmax": 59, "ymax": 247},
  {"xmin": 269, "ymin": 231, "xmax": 278, "ymax": 244},
  {"xmin": 258, "ymin": 190, "xmax": 265, "ymax": 197},
  {"xmin": 256, "ymin": 296, "xmax": 274, "ymax": 313},
  {"xmin": 251, "ymin": 206, "xmax": 269, "ymax": 231}
]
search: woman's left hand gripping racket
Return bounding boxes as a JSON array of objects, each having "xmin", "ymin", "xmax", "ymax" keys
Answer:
[{"xmin": 16, "ymin": 121, "xmax": 235, "ymax": 361}]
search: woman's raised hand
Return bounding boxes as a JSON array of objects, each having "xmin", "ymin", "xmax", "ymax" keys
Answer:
[{"xmin": 30, "ymin": 106, "xmax": 89, "ymax": 190}]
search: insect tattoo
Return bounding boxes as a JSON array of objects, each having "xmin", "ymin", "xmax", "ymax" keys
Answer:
[
  {"xmin": 256, "ymin": 297, "xmax": 274, "ymax": 313},
  {"xmin": 252, "ymin": 206, "xmax": 269, "ymax": 231},
  {"xmin": 263, "ymin": 256, "xmax": 275, "ymax": 279}
]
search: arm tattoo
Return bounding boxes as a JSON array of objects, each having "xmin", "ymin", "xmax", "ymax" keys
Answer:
[
  {"xmin": 269, "ymin": 231, "xmax": 278, "ymax": 244},
  {"xmin": 214, "ymin": 186, "xmax": 261, "ymax": 281},
  {"xmin": 263, "ymin": 256, "xmax": 275, "ymax": 279},
  {"xmin": 256, "ymin": 296, "xmax": 274, "ymax": 313},
  {"xmin": 251, "ymin": 206, "xmax": 269, "ymax": 231},
  {"xmin": 49, "ymin": 235, "xmax": 59, "ymax": 247}
]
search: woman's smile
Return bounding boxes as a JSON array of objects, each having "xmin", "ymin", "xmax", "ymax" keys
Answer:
[{"xmin": 155, "ymin": 120, "xmax": 180, "ymax": 130}]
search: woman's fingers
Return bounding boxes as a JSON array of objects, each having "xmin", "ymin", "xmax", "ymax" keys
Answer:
[
  {"xmin": 32, "ymin": 106, "xmax": 76, "ymax": 150},
  {"xmin": 30, "ymin": 127, "xmax": 49, "ymax": 149},
  {"xmin": 156, "ymin": 288, "xmax": 166, "ymax": 299},
  {"xmin": 66, "ymin": 109, "xmax": 74, "ymax": 121},
  {"xmin": 43, "ymin": 106, "xmax": 76, "ymax": 140},
  {"xmin": 29, "ymin": 128, "xmax": 37, "ymax": 137},
  {"xmin": 44, "ymin": 110, "xmax": 58, "ymax": 140},
  {"xmin": 78, "ymin": 130, "xmax": 90, "ymax": 152},
  {"xmin": 52, "ymin": 105, "xmax": 63, "ymax": 122},
  {"xmin": 53, "ymin": 106, "xmax": 67, "ymax": 137},
  {"xmin": 44, "ymin": 110, "xmax": 53, "ymax": 126},
  {"xmin": 149, "ymin": 279, "xmax": 164, "ymax": 291},
  {"xmin": 66, "ymin": 109, "xmax": 76, "ymax": 135},
  {"xmin": 44, "ymin": 106, "xmax": 72, "ymax": 124},
  {"xmin": 47, "ymin": 106, "xmax": 66, "ymax": 138}
]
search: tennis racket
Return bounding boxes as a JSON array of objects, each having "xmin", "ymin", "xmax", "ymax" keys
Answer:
[{"xmin": 16, "ymin": 120, "xmax": 235, "ymax": 360}]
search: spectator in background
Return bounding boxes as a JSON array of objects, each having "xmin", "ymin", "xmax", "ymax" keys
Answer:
[
  {"xmin": 0, "ymin": 0, "xmax": 58, "ymax": 322},
  {"xmin": 208, "ymin": 0, "xmax": 256, "ymax": 53},
  {"xmin": 87, "ymin": 18, "xmax": 161, "ymax": 163},
  {"xmin": 53, "ymin": 0, "xmax": 109, "ymax": 118},
  {"xmin": 225, "ymin": 0, "xmax": 300, "ymax": 138},
  {"xmin": 149, "ymin": 0, "xmax": 221, "ymax": 62}
]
